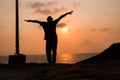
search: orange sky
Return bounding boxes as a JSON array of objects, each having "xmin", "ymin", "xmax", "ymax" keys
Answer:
[{"xmin": 0, "ymin": 0, "xmax": 120, "ymax": 55}]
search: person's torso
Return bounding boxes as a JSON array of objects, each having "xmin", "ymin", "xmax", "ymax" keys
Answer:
[{"xmin": 40, "ymin": 21, "xmax": 57, "ymax": 40}]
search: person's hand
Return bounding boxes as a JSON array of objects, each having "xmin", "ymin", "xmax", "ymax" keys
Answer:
[
  {"xmin": 67, "ymin": 11, "xmax": 74, "ymax": 15},
  {"xmin": 24, "ymin": 20, "xmax": 30, "ymax": 22}
]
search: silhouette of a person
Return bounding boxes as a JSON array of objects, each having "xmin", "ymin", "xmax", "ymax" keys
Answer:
[{"xmin": 25, "ymin": 11, "xmax": 73, "ymax": 64}]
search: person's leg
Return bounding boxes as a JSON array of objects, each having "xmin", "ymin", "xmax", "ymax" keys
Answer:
[
  {"xmin": 46, "ymin": 40, "xmax": 52, "ymax": 63},
  {"xmin": 52, "ymin": 49, "xmax": 57, "ymax": 63},
  {"xmin": 52, "ymin": 38, "xmax": 58, "ymax": 63}
]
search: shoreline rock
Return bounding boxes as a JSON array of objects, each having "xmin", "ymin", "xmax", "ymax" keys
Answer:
[{"xmin": 77, "ymin": 43, "xmax": 120, "ymax": 63}]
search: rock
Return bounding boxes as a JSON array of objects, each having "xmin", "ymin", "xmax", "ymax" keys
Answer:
[{"xmin": 77, "ymin": 43, "xmax": 120, "ymax": 63}]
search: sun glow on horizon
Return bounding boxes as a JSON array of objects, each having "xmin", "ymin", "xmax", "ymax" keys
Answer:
[{"xmin": 61, "ymin": 27, "xmax": 69, "ymax": 32}]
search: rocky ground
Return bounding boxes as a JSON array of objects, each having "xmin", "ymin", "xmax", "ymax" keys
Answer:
[{"xmin": 0, "ymin": 60, "xmax": 120, "ymax": 80}]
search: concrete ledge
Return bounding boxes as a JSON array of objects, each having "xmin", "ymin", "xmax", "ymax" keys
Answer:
[{"xmin": 8, "ymin": 54, "xmax": 26, "ymax": 64}]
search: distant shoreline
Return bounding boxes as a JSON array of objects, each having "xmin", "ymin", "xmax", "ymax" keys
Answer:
[
  {"xmin": 0, "ymin": 53, "xmax": 98, "ymax": 56},
  {"xmin": 0, "ymin": 53, "xmax": 97, "ymax": 64}
]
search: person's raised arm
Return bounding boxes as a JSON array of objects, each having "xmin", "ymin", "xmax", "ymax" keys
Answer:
[
  {"xmin": 55, "ymin": 11, "xmax": 73, "ymax": 23},
  {"xmin": 24, "ymin": 20, "xmax": 41, "ymax": 23}
]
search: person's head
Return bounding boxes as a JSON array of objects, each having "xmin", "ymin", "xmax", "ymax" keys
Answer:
[{"xmin": 47, "ymin": 16, "xmax": 53, "ymax": 22}]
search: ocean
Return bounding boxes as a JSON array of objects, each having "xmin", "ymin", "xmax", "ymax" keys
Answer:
[{"xmin": 0, "ymin": 53, "xmax": 97, "ymax": 64}]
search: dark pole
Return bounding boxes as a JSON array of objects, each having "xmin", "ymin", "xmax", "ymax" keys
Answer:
[
  {"xmin": 16, "ymin": 0, "xmax": 19, "ymax": 55},
  {"xmin": 8, "ymin": 0, "xmax": 26, "ymax": 64}
]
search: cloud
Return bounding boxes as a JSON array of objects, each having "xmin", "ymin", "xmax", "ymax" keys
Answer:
[
  {"xmin": 57, "ymin": 23, "xmax": 67, "ymax": 28},
  {"xmin": 90, "ymin": 28, "xmax": 110, "ymax": 32},
  {"xmin": 90, "ymin": 28, "xmax": 96, "ymax": 31},
  {"xmin": 27, "ymin": 1, "xmax": 80, "ymax": 15},
  {"xmin": 28, "ymin": 1, "xmax": 66, "ymax": 15},
  {"xmin": 46, "ymin": 1, "xmax": 58, "ymax": 6},
  {"xmin": 35, "ymin": 7, "xmax": 66, "ymax": 15},
  {"xmin": 31, "ymin": 1, "xmax": 58, "ymax": 8},
  {"xmin": 31, "ymin": 2, "xmax": 45, "ymax": 8},
  {"xmin": 100, "ymin": 28, "xmax": 109, "ymax": 31},
  {"xmin": 72, "ymin": 2, "xmax": 80, "ymax": 8}
]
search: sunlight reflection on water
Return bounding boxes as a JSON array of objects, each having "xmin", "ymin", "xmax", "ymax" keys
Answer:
[
  {"xmin": 57, "ymin": 54, "xmax": 75, "ymax": 63},
  {"xmin": 57, "ymin": 53, "xmax": 96, "ymax": 64}
]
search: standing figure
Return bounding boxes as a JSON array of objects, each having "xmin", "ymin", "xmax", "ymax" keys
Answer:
[{"xmin": 25, "ymin": 11, "xmax": 73, "ymax": 64}]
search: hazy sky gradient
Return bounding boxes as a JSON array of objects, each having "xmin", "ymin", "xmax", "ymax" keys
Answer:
[{"xmin": 0, "ymin": 0, "xmax": 120, "ymax": 55}]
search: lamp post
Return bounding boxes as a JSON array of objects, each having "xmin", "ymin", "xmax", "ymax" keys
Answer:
[
  {"xmin": 16, "ymin": 0, "xmax": 19, "ymax": 55},
  {"xmin": 8, "ymin": 0, "xmax": 26, "ymax": 64}
]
